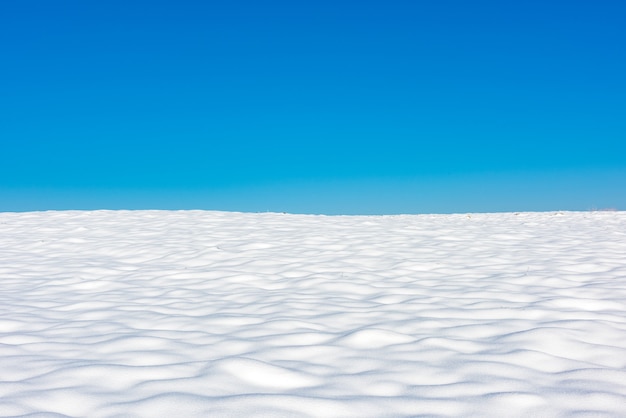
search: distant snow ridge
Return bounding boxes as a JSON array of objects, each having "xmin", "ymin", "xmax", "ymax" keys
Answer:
[{"xmin": 1, "ymin": 210, "xmax": 626, "ymax": 417}]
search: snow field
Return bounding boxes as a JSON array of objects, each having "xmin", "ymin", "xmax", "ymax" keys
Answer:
[{"xmin": 1, "ymin": 210, "xmax": 626, "ymax": 417}]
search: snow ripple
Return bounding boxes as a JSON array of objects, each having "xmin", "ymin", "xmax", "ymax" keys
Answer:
[{"xmin": 1, "ymin": 210, "xmax": 626, "ymax": 417}]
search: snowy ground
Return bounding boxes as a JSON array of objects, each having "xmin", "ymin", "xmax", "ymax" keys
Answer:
[{"xmin": 1, "ymin": 210, "xmax": 626, "ymax": 417}]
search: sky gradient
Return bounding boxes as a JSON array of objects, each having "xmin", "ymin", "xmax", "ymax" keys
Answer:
[{"xmin": 2, "ymin": 0, "xmax": 625, "ymax": 214}]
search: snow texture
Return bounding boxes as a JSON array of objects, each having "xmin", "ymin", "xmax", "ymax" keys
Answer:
[{"xmin": 1, "ymin": 210, "xmax": 626, "ymax": 417}]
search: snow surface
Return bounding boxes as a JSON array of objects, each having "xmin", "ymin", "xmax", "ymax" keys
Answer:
[{"xmin": 1, "ymin": 210, "xmax": 626, "ymax": 417}]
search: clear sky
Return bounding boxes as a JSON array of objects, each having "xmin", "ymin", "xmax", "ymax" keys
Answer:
[{"xmin": 1, "ymin": 0, "xmax": 625, "ymax": 214}]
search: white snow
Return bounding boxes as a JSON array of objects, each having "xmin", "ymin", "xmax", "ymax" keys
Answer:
[{"xmin": 1, "ymin": 210, "xmax": 626, "ymax": 417}]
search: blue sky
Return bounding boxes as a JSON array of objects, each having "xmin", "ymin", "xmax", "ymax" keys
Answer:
[{"xmin": 1, "ymin": 0, "xmax": 625, "ymax": 214}]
